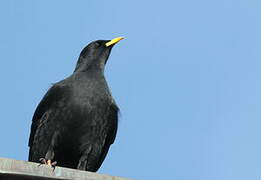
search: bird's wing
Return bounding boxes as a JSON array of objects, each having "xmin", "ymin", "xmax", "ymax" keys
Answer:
[
  {"xmin": 106, "ymin": 103, "xmax": 119, "ymax": 145},
  {"xmin": 93, "ymin": 103, "xmax": 119, "ymax": 171},
  {"xmin": 28, "ymin": 85, "xmax": 65, "ymax": 148}
]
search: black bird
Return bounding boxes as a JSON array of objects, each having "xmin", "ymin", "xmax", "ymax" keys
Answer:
[{"xmin": 28, "ymin": 37, "xmax": 124, "ymax": 172}]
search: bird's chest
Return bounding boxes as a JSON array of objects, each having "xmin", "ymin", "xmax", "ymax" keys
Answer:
[
  {"xmin": 61, "ymin": 80, "xmax": 114, "ymax": 131},
  {"xmin": 73, "ymin": 87, "xmax": 112, "ymax": 110},
  {"xmin": 63, "ymin": 97, "xmax": 113, "ymax": 145},
  {"xmin": 69, "ymin": 87, "xmax": 113, "ymax": 124},
  {"xmin": 73, "ymin": 78, "xmax": 111, "ymax": 102}
]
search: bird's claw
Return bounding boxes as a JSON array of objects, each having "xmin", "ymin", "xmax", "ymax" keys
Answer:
[
  {"xmin": 50, "ymin": 161, "xmax": 57, "ymax": 167},
  {"xmin": 38, "ymin": 158, "xmax": 57, "ymax": 170},
  {"xmin": 38, "ymin": 158, "xmax": 47, "ymax": 166}
]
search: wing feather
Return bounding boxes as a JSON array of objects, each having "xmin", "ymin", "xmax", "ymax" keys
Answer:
[{"xmin": 28, "ymin": 85, "xmax": 64, "ymax": 147}]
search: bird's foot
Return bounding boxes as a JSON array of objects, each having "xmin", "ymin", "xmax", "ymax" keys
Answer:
[{"xmin": 39, "ymin": 158, "xmax": 57, "ymax": 170}]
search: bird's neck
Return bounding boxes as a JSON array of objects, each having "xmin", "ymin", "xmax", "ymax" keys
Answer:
[{"xmin": 74, "ymin": 58, "xmax": 105, "ymax": 74}]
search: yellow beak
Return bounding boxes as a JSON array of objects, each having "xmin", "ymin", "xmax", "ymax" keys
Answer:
[{"xmin": 105, "ymin": 37, "xmax": 124, "ymax": 47}]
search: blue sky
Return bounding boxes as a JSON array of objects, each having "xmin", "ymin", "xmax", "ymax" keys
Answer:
[{"xmin": 0, "ymin": 0, "xmax": 261, "ymax": 180}]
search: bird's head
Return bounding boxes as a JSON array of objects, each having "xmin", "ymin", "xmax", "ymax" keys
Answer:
[{"xmin": 74, "ymin": 37, "xmax": 124, "ymax": 72}]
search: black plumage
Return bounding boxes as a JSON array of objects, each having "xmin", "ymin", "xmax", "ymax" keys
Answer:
[{"xmin": 28, "ymin": 37, "xmax": 123, "ymax": 172}]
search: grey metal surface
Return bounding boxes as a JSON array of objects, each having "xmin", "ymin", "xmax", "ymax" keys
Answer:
[{"xmin": 0, "ymin": 158, "xmax": 132, "ymax": 180}]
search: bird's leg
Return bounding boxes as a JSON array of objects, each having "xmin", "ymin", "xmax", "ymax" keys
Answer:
[
  {"xmin": 47, "ymin": 160, "xmax": 57, "ymax": 167},
  {"xmin": 39, "ymin": 158, "xmax": 47, "ymax": 165},
  {"xmin": 38, "ymin": 158, "xmax": 57, "ymax": 172},
  {"xmin": 39, "ymin": 132, "xmax": 58, "ymax": 169},
  {"xmin": 77, "ymin": 146, "xmax": 92, "ymax": 170},
  {"xmin": 38, "ymin": 151, "xmax": 57, "ymax": 168}
]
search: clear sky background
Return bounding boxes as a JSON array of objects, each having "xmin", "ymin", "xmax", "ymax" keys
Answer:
[{"xmin": 0, "ymin": 1, "xmax": 260, "ymax": 180}]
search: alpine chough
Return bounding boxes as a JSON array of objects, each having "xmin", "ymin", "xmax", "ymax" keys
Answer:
[{"xmin": 28, "ymin": 37, "xmax": 124, "ymax": 172}]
